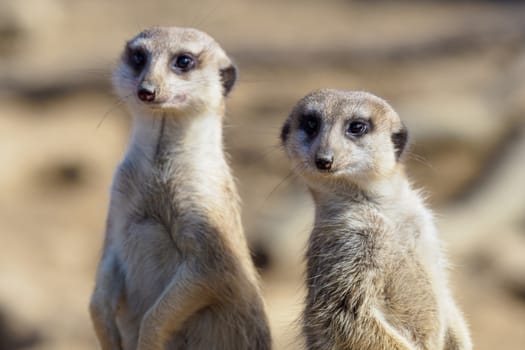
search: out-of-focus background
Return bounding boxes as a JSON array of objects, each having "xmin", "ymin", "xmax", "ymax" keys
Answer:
[{"xmin": 1, "ymin": 0, "xmax": 524, "ymax": 349}]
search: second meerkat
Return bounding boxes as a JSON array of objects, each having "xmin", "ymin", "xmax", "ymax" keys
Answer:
[
  {"xmin": 89, "ymin": 27, "xmax": 271, "ymax": 350},
  {"xmin": 281, "ymin": 89, "xmax": 471, "ymax": 350}
]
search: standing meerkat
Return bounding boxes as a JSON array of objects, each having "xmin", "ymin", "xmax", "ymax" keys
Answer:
[
  {"xmin": 280, "ymin": 89, "xmax": 471, "ymax": 350},
  {"xmin": 89, "ymin": 27, "xmax": 271, "ymax": 350}
]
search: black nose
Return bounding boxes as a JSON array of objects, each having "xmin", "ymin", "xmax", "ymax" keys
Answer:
[
  {"xmin": 315, "ymin": 156, "xmax": 333, "ymax": 170},
  {"xmin": 137, "ymin": 87, "xmax": 156, "ymax": 102}
]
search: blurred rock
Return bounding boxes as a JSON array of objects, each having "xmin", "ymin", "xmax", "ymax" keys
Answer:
[
  {"xmin": 441, "ymin": 125, "xmax": 525, "ymax": 247},
  {"xmin": 399, "ymin": 93, "xmax": 503, "ymax": 144},
  {"xmin": 0, "ymin": 0, "xmax": 64, "ymax": 59},
  {"xmin": 466, "ymin": 226, "xmax": 525, "ymax": 300},
  {"xmin": 0, "ymin": 0, "xmax": 65, "ymax": 34},
  {"xmin": 0, "ymin": 308, "xmax": 41, "ymax": 350},
  {"xmin": 0, "ymin": 14, "xmax": 23, "ymax": 58},
  {"xmin": 36, "ymin": 159, "xmax": 91, "ymax": 190},
  {"xmin": 500, "ymin": 48, "xmax": 525, "ymax": 126},
  {"xmin": 398, "ymin": 92, "xmax": 506, "ymax": 204}
]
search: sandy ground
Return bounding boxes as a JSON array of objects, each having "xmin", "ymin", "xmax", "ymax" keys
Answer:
[{"xmin": 0, "ymin": 1, "xmax": 524, "ymax": 349}]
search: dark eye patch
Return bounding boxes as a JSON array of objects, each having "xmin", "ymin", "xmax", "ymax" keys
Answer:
[
  {"xmin": 299, "ymin": 112, "xmax": 321, "ymax": 138},
  {"xmin": 126, "ymin": 46, "xmax": 147, "ymax": 72}
]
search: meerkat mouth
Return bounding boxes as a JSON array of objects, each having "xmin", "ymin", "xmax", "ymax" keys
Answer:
[
  {"xmin": 316, "ymin": 168, "xmax": 334, "ymax": 174},
  {"xmin": 141, "ymin": 95, "xmax": 188, "ymax": 110},
  {"xmin": 303, "ymin": 165, "xmax": 336, "ymax": 176}
]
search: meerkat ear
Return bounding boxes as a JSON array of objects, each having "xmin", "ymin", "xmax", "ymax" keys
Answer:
[
  {"xmin": 391, "ymin": 123, "xmax": 408, "ymax": 161},
  {"xmin": 220, "ymin": 63, "xmax": 237, "ymax": 96},
  {"xmin": 280, "ymin": 120, "xmax": 291, "ymax": 144}
]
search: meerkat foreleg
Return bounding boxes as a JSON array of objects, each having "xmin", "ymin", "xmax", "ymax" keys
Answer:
[
  {"xmin": 444, "ymin": 304, "xmax": 472, "ymax": 350},
  {"xmin": 136, "ymin": 264, "xmax": 215, "ymax": 350},
  {"xmin": 369, "ymin": 308, "xmax": 420, "ymax": 350},
  {"xmin": 306, "ymin": 308, "xmax": 420, "ymax": 350},
  {"xmin": 90, "ymin": 251, "xmax": 124, "ymax": 350}
]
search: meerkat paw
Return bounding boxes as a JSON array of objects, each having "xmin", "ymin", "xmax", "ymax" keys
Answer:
[{"xmin": 136, "ymin": 313, "xmax": 165, "ymax": 350}]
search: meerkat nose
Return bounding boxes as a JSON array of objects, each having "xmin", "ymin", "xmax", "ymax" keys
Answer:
[
  {"xmin": 137, "ymin": 85, "xmax": 156, "ymax": 102},
  {"xmin": 315, "ymin": 155, "xmax": 333, "ymax": 171}
]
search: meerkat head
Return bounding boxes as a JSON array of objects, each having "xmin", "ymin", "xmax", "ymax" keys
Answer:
[
  {"xmin": 281, "ymin": 89, "xmax": 408, "ymax": 189},
  {"xmin": 113, "ymin": 26, "xmax": 237, "ymax": 116}
]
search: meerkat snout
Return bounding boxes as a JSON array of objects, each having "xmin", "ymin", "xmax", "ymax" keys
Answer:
[
  {"xmin": 315, "ymin": 152, "xmax": 333, "ymax": 171},
  {"xmin": 137, "ymin": 83, "xmax": 156, "ymax": 102}
]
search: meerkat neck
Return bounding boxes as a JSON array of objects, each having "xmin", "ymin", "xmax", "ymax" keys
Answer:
[
  {"xmin": 365, "ymin": 167, "xmax": 412, "ymax": 204},
  {"xmin": 127, "ymin": 110, "xmax": 225, "ymax": 165},
  {"xmin": 122, "ymin": 108, "xmax": 246, "ymax": 239},
  {"xmin": 124, "ymin": 109, "xmax": 234, "ymax": 209},
  {"xmin": 312, "ymin": 167, "xmax": 414, "ymax": 215}
]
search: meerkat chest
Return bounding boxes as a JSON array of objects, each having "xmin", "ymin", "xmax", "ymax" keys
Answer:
[
  {"xmin": 109, "ymin": 164, "xmax": 185, "ymax": 268},
  {"xmin": 311, "ymin": 203, "xmax": 432, "ymax": 274},
  {"xmin": 378, "ymin": 201, "xmax": 449, "ymax": 309},
  {"xmin": 383, "ymin": 202, "xmax": 444, "ymax": 269}
]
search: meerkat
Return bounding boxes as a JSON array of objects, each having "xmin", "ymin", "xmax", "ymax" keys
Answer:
[
  {"xmin": 280, "ymin": 89, "xmax": 472, "ymax": 350},
  {"xmin": 89, "ymin": 27, "xmax": 271, "ymax": 350}
]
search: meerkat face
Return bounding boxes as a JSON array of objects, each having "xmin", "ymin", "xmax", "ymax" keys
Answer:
[
  {"xmin": 113, "ymin": 27, "xmax": 237, "ymax": 116},
  {"xmin": 281, "ymin": 89, "xmax": 408, "ymax": 186}
]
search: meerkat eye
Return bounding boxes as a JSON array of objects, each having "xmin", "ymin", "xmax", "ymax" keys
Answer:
[
  {"xmin": 299, "ymin": 114, "xmax": 320, "ymax": 137},
  {"xmin": 346, "ymin": 120, "xmax": 370, "ymax": 137},
  {"xmin": 172, "ymin": 54, "xmax": 196, "ymax": 72},
  {"xmin": 128, "ymin": 48, "xmax": 147, "ymax": 71}
]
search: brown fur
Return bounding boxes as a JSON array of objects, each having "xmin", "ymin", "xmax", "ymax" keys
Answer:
[
  {"xmin": 281, "ymin": 89, "xmax": 471, "ymax": 350},
  {"xmin": 89, "ymin": 27, "xmax": 271, "ymax": 350}
]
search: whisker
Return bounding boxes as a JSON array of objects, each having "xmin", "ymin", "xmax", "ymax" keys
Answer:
[
  {"xmin": 256, "ymin": 161, "xmax": 305, "ymax": 211},
  {"xmin": 262, "ymin": 170, "xmax": 296, "ymax": 204},
  {"xmin": 406, "ymin": 150, "xmax": 433, "ymax": 169},
  {"xmin": 95, "ymin": 94, "xmax": 131, "ymax": 130}
]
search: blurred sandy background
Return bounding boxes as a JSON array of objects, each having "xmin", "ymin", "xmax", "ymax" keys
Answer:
[{"xmin": 1, "ymin": 0, "xmax": 525, "ymax": 349}]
